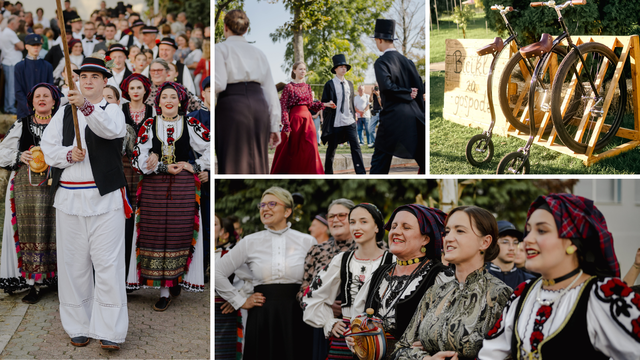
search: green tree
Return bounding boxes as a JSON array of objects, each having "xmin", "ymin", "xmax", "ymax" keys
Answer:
[
  {"xmin": 214, "ymin": 0, "xmax": 245, "ymax": 43},
  {"xmin": 145, "ymin": 0, "xmax": 211, "ymax": 26},
  {"xmin": 451, "ymin": 4, "xmax": 474, "ymax": 38},
  {"xmin": 270, "ymin": 0, "xmax": 392, "ymax": 85}
]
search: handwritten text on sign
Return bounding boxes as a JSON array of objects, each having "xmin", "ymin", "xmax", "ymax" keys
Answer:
[{"xmin": 443, "ymin": 39, "xmax": 513, "ymax": 134}]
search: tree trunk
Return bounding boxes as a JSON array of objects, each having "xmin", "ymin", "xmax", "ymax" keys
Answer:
[
  {"xmin": 292, "ymin": 6, "xmax": 304, "ymax": 62},
  {"xmin": 438, "ymin": 179, "xmax": 458, "ymax": 213}
]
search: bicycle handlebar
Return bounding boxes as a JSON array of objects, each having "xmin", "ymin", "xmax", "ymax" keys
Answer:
[
  {"xmin": 530, "ymin": 0, "xmax": 586, "ymax": 9},
  {"xmin": 491, "ymin": 5, "xmax": 515, "ymax": 12}
]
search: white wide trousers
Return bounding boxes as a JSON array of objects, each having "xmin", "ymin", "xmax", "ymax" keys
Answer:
[{"xmin": 56, "ymin": 209, "xmax": 129, "ymax": 343}]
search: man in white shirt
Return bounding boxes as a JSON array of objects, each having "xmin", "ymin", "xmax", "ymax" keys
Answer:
[
  {"xmin": 0, "ymin": 15, "xmax": 24, "ymax": 114},
  {"xmin": 155, "ymin": 37, "xmax": 195, "ymax": 94},
  {"xmin": 94, "ymin": 23, "xmax": 118, "ymax": 53},
  {"xmin": 106, "ymin": 43, "xmax": 132, "ymax": 88},
  {"xmin": 320, "ymin": 54, "xmax": 365, "ymax": 174},
  {"xmin": 140, "ymin": 25, "xmax": 159, "ymax": 59},
  {"xmin": 354, "ymin": 85, "xmax": 372, "ymax": 146},
  {"xmin": 119, "ymin": 19, "xmax": 144, "ymax": 49},
  {"xmin": 40, "ymin": 57, "xmax": 129, "ymax": 351},
  {"xmin": 81, "ymin": 21, "xmax": 97, "ymax": 57},
  {"xmin": 70, "ymin": 16, "xmax": 83, "ymax": 40}
]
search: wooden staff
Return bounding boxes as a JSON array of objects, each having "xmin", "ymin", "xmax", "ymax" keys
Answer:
[{"xmin": 55, "ymin": 0, "xmax": 82, "ymax": 150}]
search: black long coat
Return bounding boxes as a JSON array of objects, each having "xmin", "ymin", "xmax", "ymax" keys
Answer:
[
  {"xmin": 374, "ymin": 51, "xmax": 425, "ymax": 159},
  {"xmin": 320, "ymin": 78, "xmax": 356, "ymax": 145}
]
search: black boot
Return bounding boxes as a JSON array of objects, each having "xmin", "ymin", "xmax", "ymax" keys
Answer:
[{"xmin": 21, "ymin": 286, "xmax": 39, "ymax": 304}]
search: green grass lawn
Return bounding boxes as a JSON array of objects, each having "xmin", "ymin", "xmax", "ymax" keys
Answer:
[
  {"xmin": 430, "ymin": 12, "xmax": 500, "ymax": 64},
  {"xmin": 429, "ymin": 71, "xmax": 640, "ymax": 174}
]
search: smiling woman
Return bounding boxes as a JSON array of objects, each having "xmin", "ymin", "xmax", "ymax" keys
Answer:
[
  {"xmin": 346, "ymin": 205, "xmax": 454, "ymax": 359},
  {"xmin": 215, "ymin": 186, "xmax": 318, "ymax": 360}
]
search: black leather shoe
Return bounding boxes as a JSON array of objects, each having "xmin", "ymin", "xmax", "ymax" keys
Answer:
[
  {"xmin": 153, "ymin": 296, "xmax": 171, "ymax": 311},
  {"xmin": 70, "ymin": 336, "xmax": 90, "ymax": 347},
  {"xmin": 21, "ymin": 286, "xmax": 39, "ymax": 304},
  {"xmin": 100, "ymin": 340, "xmax": 120, "ymax": 350},
  {"xmin": 169, "ymin": 285, "xmax": 181, "ymax": 297}
]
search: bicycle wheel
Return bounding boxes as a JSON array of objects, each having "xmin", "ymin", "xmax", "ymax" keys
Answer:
[
  {"xmin": 465, "ymin": 134, "xmax": 494, "ymax": 167},
  {"xmin": 550, "ymin": 42, "xmax": 627, "ymax": 153},
  {"xmin": 498, "ymin": 47, "xmax": 567, "ymax": 134},
  {"xmin": 496, "ymin": 152, "xmax": 530, "ymax": 174}
]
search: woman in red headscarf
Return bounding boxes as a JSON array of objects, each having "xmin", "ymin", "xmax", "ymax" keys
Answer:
[
  {"xmin": 119, "ymin": 73, "xmax": 154, "ymax": 281},
  {"xmin": 0, "ymin": 83, "xmax": 62, "ymax": 303},
  {"xmin": 128, "ymin": 82, "xmax": 210, "ymax": 311},
  {"xmin": 479, "ymin": 194, "xmax": 640, "ymax": 360}
]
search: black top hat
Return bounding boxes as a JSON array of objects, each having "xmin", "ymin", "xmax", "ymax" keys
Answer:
[
  {"xmin": 73, "ymin": 57, "xmax": 113, "ymax": 79},
  {"xmin": 106, "ymin": 43, "xmax": 129, "ymax": 57},
  {"xmin": 141, "ymin": 25, "xmax": 158, "ymax": 34},
  {"xmin": 371, "ymin": 19, "xmax": 398, "ymax": 41},
  {"xmin": 159, "ymin": 37, "xmax": 178, "ymax": 50},
  {"xmin": 331, "ymin": 54, "xmax": 351, "ymax": 74},
  {"xmin": 497, "ymin": 220, "xmax": 523, "ymax": 242}
]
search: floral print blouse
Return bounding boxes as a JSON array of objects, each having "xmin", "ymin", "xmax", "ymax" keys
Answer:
[
  {"xmin": 280, "ymin": 82, "xmax": 324, "ymax": 132},
  {"xmin": 391, "ymin": 268, "xmax": 512, "ymax": 359}
]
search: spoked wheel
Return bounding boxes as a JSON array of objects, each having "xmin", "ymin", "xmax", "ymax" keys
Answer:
[
  {"xmin": 496, "ymin": 151, "xmax": 530, "ymax": 174},
  {"xmin": 550, "ymin": 42, "xmax": 627, "ymax": 153},
  {"xmin": 465, "ymin": 134, "xmax": 494, "ymax": 167},
  {"xmin": 499, "ymin": 47, "xmax": 567, "ymax": 134}
]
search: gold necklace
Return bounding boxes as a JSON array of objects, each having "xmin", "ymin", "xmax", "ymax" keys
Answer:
[
  {"xmin": 396, "ymin": 256, "xmax": 426, "ymax": 266},
  {"xmin": 33, "ymin": 113, "xmax": 52, "ymax": 121}
]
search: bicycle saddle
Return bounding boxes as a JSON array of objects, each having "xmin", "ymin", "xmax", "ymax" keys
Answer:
[
  {"xmin": 519, "ymin": 33, "xmax": 553, "ymax": 59},
  {"xmin": 477, "ymin": 37, "xmax": 504, "ymax": 56}
]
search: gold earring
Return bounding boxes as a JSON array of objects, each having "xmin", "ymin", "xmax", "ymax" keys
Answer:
[
  {"xmin": 566, "ymin": 246, "xmax": 576, "ymax": 255},
  {"xmin": 420, "ymin": 246, "xmax": 426, "ymax": 253},
  {"xmin": 480, "ymin": 250, "xmax": 485, "ymax": 255}
]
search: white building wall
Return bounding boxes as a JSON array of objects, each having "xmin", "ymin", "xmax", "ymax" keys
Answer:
[
  {"xmin": 24, "ymin": 0, "xmax": 148, "ymax": 25},
  {"xmin": 574, "ymin": 179, "xmax": 640, "ymax": 285}
]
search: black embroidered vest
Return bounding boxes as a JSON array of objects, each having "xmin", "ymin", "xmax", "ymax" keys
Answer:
[
  {"xmin": 337, "ymin": 251, "xmax": 393, "ymax": 308},
  {"xmin": 123, "ymin": 103, "xmax": 154, "ymax": 134},
  {"xmin": 364, "ymin": 260, "xmax": 450, "ymax": 339},
  {"xmin": 176, "ymin": 62, "xmax": 185, "ymax": 85},
  {"xmin": 511, "ymin": 277, "xmax": 607, "ymax": 360},
  {"xmin": 18, "ymin": 117, "xmax": 40, "ymax": 151},
  {"xmin": 151, "ymin": 116, "xmax": 191, "ymax": 163},
  {"xmin": 50, "ymin": 105, "xmax": 126, "ymax": 197}
]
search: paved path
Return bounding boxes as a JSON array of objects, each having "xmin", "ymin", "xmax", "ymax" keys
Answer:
[{"xmin": 0, "ymin": 284, "xmax": 210, "ymax": 359}]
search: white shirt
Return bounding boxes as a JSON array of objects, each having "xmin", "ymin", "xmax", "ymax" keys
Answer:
[
  {"xmin": 172, "ymin": 60, "xmax": 195, "ymax": 95},
  {"xmin": 302, "ymin": 251, "xmax": 391, "ymax": 337},
  {"xmin": 215, "ymin": 225, "xmax": 317, "ymax": 310},
  {"xmin": 478, "ymin": 277, "xmax": 640, "ymax": 360},
  {"xmin": 82, "ymin": 37, "xmax": 97, "ymax": 57},
  {"xmin": 332, "ymin": 76, "xmax": 355, "ymax": 127},
  {"xmin": 40, "ymin": 99, "xmax": 127, "ymax": 216},
  {"xmin": 354, "ymin": 93, "xmax": 371, "ymax": 118},
  {"xmin": 34, "ymin": 17, "xmax": 50, "ymax": 29},
  {"xmin": 72, "ymin": 31, "xmax": 82, "ymax": 40},
  {"xmin": 119, "ymin": 34, "xmax": 143, "ymax": 49},
  {"xmin": 0, "ymin": 120, "xmax": 25, "ymax": 167},
  {"xmin": 0, "ymin": 27, "xmax": 23, "ymax": 66},
  {"xmin": 215, "ymin": 35, "xmax": 281, "ymax": 132},
  {"xmin": 112, "ymin": 67, "xmax": 127, "ymax": 87}
]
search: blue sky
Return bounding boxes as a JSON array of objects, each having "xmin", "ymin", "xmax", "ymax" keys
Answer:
[{"xmin": 243, "ymin": 0, "xmax": 378, "ymax": 84}]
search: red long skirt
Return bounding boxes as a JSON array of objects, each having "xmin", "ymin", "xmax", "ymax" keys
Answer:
[{"xmin": 271, "ymin": 105, "xmax": 324, "ymax": 174}]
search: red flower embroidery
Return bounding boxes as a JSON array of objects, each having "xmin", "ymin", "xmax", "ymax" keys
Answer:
[
  {"xmin": 133, "ymin": 150, "xmax": 139, "ymax": 157},
  {"xmin": 145, "ymin": 119, "xmax": 153, "ymax": 126},
  {"xmin": 105, "ymin": 56, "xmax": 111, "ymax": 61},
  {"xmin": 601, "ymin": 278, "xmax": 633, "ymax": 298},
  {"xmin": 189, "ymin": 118, "xmax": 197, "ymax": 125},
  {"xmin": 513, "ymin": 281, "xmax": 527, "ymax": 297},
  {"xmin": 530, "ymin": 331, "xmax": 544, "ymax": 344},
  {"xmin": 487, "ymin": 314, "xmax": 503, "ymax": 337},
  {"xmin": 140, "ymin": 134, "xmax": 149, "ymax": 143},
  {"xmin": 202, "ymin": 130, "xmax": 210, "ymax": 141},
  {"xmin": 537, "ymin": 305, "xmax": 552, "ymax": 319},
  {"xmin": 632, "ymin": 316, "xmax": 640, "ymax": 338},
  {"xmin": 303, "ymin": 286, "xmax": 310, "ymax": 297},
  {"xmin": 632, "ymin": 293, "xmax": 640, "ymax": 310},
  {"xmin": 167, "ymin": 128, "xmax": 174, "ymax": 135}
]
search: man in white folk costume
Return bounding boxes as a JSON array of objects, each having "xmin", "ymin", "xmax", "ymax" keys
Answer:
[{"xmin": 40, "ymin": 57, "xmax": 130, "ymax": 351}]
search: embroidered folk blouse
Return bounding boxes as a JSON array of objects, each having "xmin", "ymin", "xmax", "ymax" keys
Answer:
[
  {"xmin": 478, "ymin": 277, "xmax": 640, "ymax": 360},
  {"xmin": 392, "ymin": 268, "xmax": 512, "ymax": 359},
  {"xmin": 215, "ymin": 224, "xmax": 317, "ymax": 311},
  {"xmin": 280, "ymin": 82, "xmax": 325, "ymax": 133},
  {"xmin": 302, "ymin": 251, "xmax": 392, "ymax": 337}
]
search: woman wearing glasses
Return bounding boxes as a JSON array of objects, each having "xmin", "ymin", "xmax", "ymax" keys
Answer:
[
  {"xmin": 215, "ymin": 186, "xmax": 317, "ymax": 360},
  {"xmin": 145, "ymin": 58, "xmax": 205, "ymax": 113}
]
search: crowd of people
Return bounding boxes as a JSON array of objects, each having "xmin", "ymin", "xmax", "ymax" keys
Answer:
[
  {"xmin": 214, "ymin": 187, "xmax": 640, "ymax": 360},
  {"xmin": 215, "ymin": 10, "xmax": 425, "ymax": 175},
  {"xmin": 0, "ymin": 0, "xmax": 211, "ymax": 351}
]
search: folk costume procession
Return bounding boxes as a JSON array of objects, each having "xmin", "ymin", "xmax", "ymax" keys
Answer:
[
  {"xmin": 215, "ymin": 189, "xmax": 640, "ymax": 360},
  {"xmin": 215, "ymin": 11, "xmax": 426, "ymax": 175},
  {"xmin": 0, "ymin": 0, "xmax": 210, "ymax": 351}
]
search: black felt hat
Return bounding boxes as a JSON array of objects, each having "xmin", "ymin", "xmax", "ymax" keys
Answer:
[
  {"xmin": 331, "ymin": 54, "xmax": 351, "ymax": 74},
  {"xmin": 73, "ymin": 57, "xmax": 113, "ymax": 79},
  {"xmin": 159, "ymin": 37, "xmax": 178, "ymax": 50},
  {"xmin": 141, "ymin": 25, "xmax": 159, "ymax": 34},
  {"xmin": 106, "ymin": 43, "xmax": 129, "ymax": 57},
  {"xmin": 371, "ymin": 19, "xmax": 398, "ymax": 41},
  {"xmin": 131, "ymin": 19, "xmax": 145, "ymax": 28}
]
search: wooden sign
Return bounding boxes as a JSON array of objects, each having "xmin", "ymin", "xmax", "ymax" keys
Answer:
[{"xmin": 442, "ymin": 38, "xmax": 515, "ymax": 135}]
